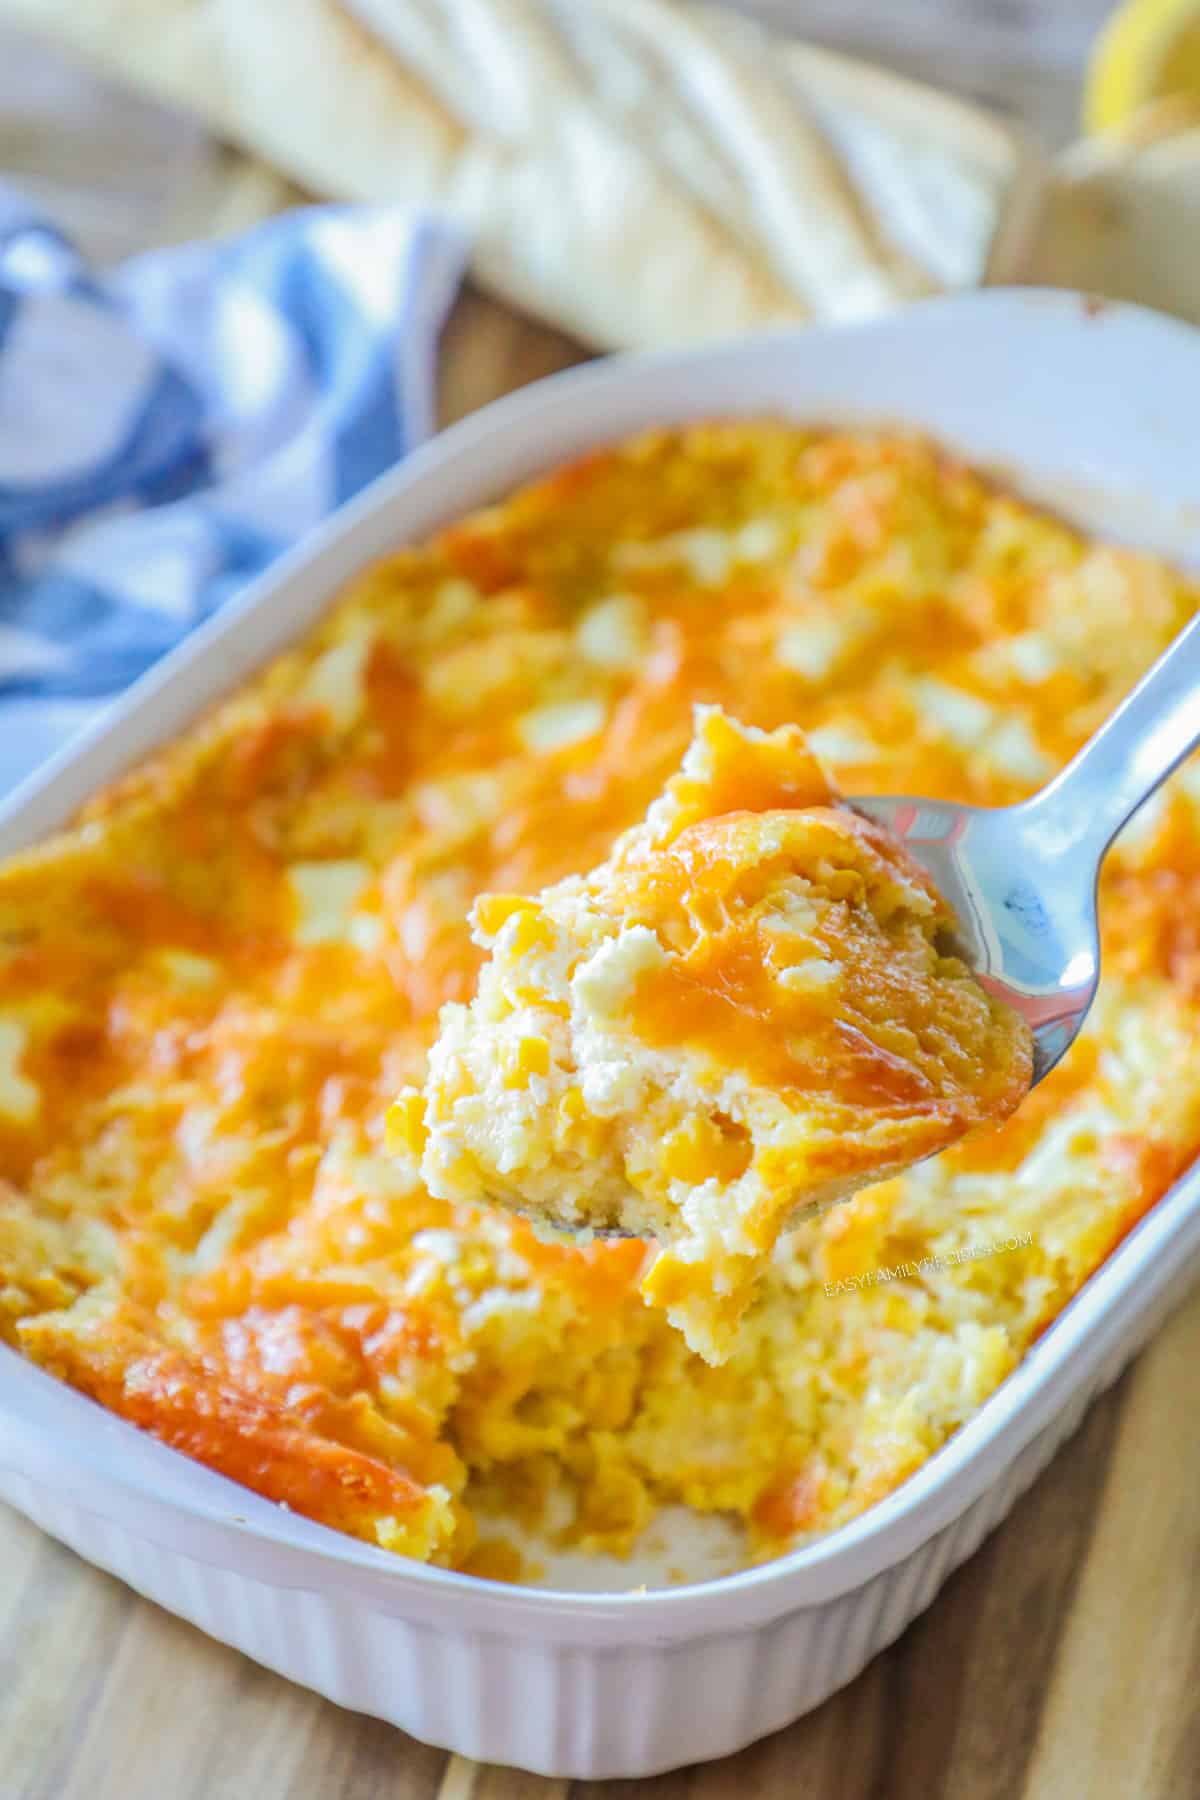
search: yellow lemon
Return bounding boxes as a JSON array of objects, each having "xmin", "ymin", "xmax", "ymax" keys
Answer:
[{"xmin": 1085, "ymin": 0, "xmax": 1200, "ymax": 132}]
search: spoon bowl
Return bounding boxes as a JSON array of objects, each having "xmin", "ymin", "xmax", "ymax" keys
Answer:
[
  {"xmin": 855, "ymin": 606, "xmax": 1200, "ymax": 1087},
  {"xmin": 849, "ymin": 793, "xmax": 1099, "ymax": 1087}
]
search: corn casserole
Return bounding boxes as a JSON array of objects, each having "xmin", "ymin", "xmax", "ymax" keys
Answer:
[
  {"xmin": 2, "ymin": 424, "xmax": 1198, "ymax": 1579},
  {"xmin": 401, "ymin": 705, "xmax": 1032, "ymax": 1363}
]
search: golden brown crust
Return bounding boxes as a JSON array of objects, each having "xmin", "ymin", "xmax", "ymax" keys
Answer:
[{"xmin": 0, "ymin": 422, "xmax": 1196, "ymax": 1569}]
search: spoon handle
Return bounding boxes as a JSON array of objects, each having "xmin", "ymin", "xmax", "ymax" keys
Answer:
[{"xmin": 1017, "ymin": 609, "xmax": 1200, "ymax": 865}]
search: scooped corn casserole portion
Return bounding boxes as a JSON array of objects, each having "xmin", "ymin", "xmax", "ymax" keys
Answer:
[
  {"xmin": 2, "ymin": 423, "xmax": 1200, "ymax": 1580},
  {"xmin": 402, "ymin": 706, "xmax": 1032, "ymax": 1361}
]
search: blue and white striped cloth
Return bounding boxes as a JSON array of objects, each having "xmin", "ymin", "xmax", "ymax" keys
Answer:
[{"xmin": 0, "ymin": 191, "xmax": 464, "ymax": 795}]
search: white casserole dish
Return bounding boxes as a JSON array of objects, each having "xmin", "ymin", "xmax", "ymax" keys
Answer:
[{"xmin": 1, "ymin": 289, "xmax": 1199, "ymax": 1779}]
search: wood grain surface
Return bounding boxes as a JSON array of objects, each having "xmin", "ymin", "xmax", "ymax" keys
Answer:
[{"xmin": 5, "ymin": 8, "xmax": 1200, "ymax": 1797}]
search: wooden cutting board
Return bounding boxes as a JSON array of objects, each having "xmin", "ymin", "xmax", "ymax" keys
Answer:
[
  {"xmin": 7, "ymin": 1288, "xmax": 1200, "ymax": 1798},
  {"xmin": 4, "ymin": 12, "xmax": 1200, "ymax": 1797}
]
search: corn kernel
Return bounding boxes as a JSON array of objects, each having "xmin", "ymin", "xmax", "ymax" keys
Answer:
[
  {"xmin": 472, "ymin": 893, "xmax": 526, "ymax": 938},
  {"xmin": 386, "ymin": 1088, "xmax": 427, "ymax": 1158},
  {"xmin": 502, "ymin": 1034, "xmax": 550, "ymax": 1086},
  {"xmin": 506, "ymin": 908, "xmax": 553, "ymax": 957},
  {"xmin": 660, "ymin": 1114, "xmax": 752, "ymax": 1185}
]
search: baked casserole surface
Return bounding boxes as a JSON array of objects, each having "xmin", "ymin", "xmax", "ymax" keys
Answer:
[{"xmin": 2, "ymin": 424, "xmax": 1199, "ymax": 1578}]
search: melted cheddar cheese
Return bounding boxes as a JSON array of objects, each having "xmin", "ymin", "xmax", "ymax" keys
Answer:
[
  {"xmin": 2, "ymin": 424, "xmax": 1199, "ymax": 1576},
  {"xmin": 404, "ymin": 706, "xmax": 1032, "ymax": 1362}
]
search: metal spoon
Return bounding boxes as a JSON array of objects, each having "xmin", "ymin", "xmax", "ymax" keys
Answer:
[
  {"xmin": 524, "ymin": 613, "xmax": 1200, "ymax": 1243},
  {"xmin": 853, "ymin": 609, "xmax": 1200, "ymax": 1086}
]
